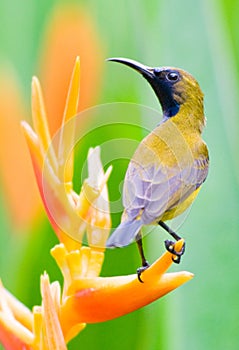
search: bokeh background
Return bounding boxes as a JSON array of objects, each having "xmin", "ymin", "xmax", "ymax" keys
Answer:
[{"xmin": 0, "ymin": 0, "xmax": 238, "ymax": 349}]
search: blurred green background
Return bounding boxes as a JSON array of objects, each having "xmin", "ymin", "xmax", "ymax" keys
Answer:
[{"xmin": 0, "ymin": 0, "xmax": 239, "ymax": 349}]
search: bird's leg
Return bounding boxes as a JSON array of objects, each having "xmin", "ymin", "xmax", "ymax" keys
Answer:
[
  {"xmin": 158, "ymin": 221, "xmax": 185, "ymax": 263},
  {"xmin": 135, "ymin": 230, "xmax": 150, "ymax": 283}
]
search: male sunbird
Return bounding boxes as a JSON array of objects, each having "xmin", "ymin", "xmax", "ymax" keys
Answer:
[{"xmin": 106, "ymin": 57, "xmax": 209, "ymax": 282}]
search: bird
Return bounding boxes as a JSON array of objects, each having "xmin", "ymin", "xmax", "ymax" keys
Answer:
[{"xmin": 106, "ymin": 57, "xmax": 209, "ymax": 282}]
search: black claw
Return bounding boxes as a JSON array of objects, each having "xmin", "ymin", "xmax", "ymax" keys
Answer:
[
  {"xmin": 137, "ymin": 261, "xmax": 150, "ymax": 283},
  {"xmin": 164, "ymin": 240, "xmax": 185, "ymax": 263}
]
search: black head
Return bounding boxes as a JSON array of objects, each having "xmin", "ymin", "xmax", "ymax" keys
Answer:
[{"xmin": 107, "ymin": 57, "xmax": 202, "ymax": 119}]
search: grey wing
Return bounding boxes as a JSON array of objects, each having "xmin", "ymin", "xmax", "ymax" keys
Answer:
[{"xmin": 123, "ymin": 155, "xmax": 209, "ymax": 224}]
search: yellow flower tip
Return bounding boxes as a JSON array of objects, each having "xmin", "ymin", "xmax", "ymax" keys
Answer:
[
  {"xmin": 31, "ymin": 76, "xmax": 44, "ymax": 125},
  {"xmin": 21, "ymin": 120, "xmax": 38, "ymax": 144},
  {"xmin": 41, "ymin": 272, "xmax": 67, "ymax": 349},
  {"xmin": 64, "ymin": 323, "xmax": 86, "ymax": 343},
  {"xmin": 158, "ymin": 271, "xmax": 194, "ymax": 292},
  {"xmin": 32, "ymin": 306, "xmax": 43, "ymax": 347},
  {"xmin": 32, "ymin": 75, "xmax": 40, "ymax": 91},
  {"xmin": 51, "ymin": 244, "xmax": 68, "ymax": 268},
  {"xmin": 82, "ymin": 249, "xmax": 105, "ymax": 278},
  {"xmin": 73, "ymin": 54, "xmax": 80, "ymax": 79},
  {"xmin": 51, "ymin": 244, "xmax": 105, "ymax": 297},
  {"xmin": 21, "ymin": 121, "xmax": 43, "ymax": 168},
  {"xmin": 66, "ymin": 250, "xmax": 81, "ymax": 276},
  {"xmin": 31, "ymin": 74, "xmax": 58, "ymax": 175},
  {"xmin": 61, "ymin": 54, "xmax": 81, "ymax": 123},
  {"xmin": 64, "ymin": 54, "xmax": 81, "ymax": 123},
  {"xmin": 57, "ymin": 55, "xmax": 81, "ymax": 184},
  {"xmin": 50, "ymin": 244, "xmax": 73, "ymax": 290},
  {"xmin": 21, "ymin": 120, "xmax": 43, "ymax": 170},
  {"xmin": 50, "ymin": 281, "xmax": 61, "ymax": 312},
  {"xmin": 41, "ymin": 271, "xmax": 49, "ymax": 287}
]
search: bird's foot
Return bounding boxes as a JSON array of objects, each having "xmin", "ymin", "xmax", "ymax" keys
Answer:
[
  {"xmin": 164, "ymin": 240, "xmax": 185, "ymax": 264},
  {"xmin": 137, "ymin": 261, "xmax": 150, "ymax": 283}
]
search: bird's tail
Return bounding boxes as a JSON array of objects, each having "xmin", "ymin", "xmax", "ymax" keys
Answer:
[{"xmin": 106, "ymin": 220, "xmax": 142, "ymax": 248}]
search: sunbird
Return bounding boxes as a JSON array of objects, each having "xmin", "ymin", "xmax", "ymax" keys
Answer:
[{"xmin": 106, "ymin": 57, "xmax": 209, "ymax": 282}]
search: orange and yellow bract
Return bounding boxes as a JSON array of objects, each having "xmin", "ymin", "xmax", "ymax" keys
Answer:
[{"xmin": 0, "ymin": 48, "xmax": 193, "ymax": 350}]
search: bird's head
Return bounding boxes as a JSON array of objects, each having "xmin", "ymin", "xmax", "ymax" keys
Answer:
[{"xmin": 107, "ymin": 57, "xmax": 204, "ymax": 124}]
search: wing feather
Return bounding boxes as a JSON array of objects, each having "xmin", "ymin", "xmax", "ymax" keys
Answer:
[{"xmin": 123, "ymin": 152, "xmax": 209, "ymax": 224}]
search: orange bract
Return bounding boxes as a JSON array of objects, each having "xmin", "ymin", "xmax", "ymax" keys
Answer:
[
  {"xmin": 0, "ymin": 53, "xmax": 193, "ymax": 348},
  {"xmin": 0, "ymin": 239, "xmax": 193, "ymax": 348},
  {"xmin": 59, "ymin": 240, "xmax": 193, "ymax": 328},
  {"xmin": 0, "ymin": 8, "xmax": 194, "ymax": 346}
]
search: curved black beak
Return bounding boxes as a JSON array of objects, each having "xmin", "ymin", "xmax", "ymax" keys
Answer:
[
  {"xmin": 107, "ymin": 57, "xmax": 180, "ymax": 118},
  {"xmin": 107, "ymin": 57, "xmax": 155, "ymax": 81}
]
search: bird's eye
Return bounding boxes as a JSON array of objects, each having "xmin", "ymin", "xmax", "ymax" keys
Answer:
[{"xmin": 166, "ymin": 72, "xmax": 179, "ymax": 82}]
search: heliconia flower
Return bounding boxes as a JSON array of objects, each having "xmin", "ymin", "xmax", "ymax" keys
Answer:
[
  {"xmin": 22, "ymin": 56, "xmax": 112, "ymax": 251},
  {"xmin": 56, "ymin": 239, "xmax": 193, "ymax": 331},
  {"xmin": 0, "ymin": 3, "xmax": 103, "ymax": 231},
  {"xmin": 0, "ymin": 240, "xmax": 193, "ymax": 348},
  {"xmin": 0, "ymin": 52, "xmax": 193, "ymax": 348}
]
